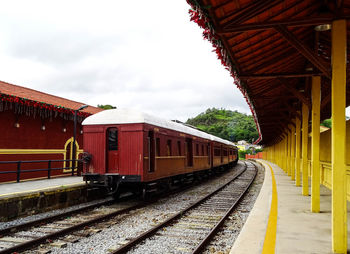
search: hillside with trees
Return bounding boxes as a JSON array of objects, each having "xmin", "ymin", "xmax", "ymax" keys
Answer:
[{"xmin": 186, "ymin": 108, "xmax": 258, "ymax": 142}]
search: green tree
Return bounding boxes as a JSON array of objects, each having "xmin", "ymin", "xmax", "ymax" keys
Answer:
[
  {"xmin": 320, "ymin": 118, "xmax": 332, "ymax": 128},
  {"xmin": 186, "ymin": 108, "xmax": 259, "ymax": 142},
  {"xmin": 98, "ymin": 104, "xmax": 117, "ymax": 110}
]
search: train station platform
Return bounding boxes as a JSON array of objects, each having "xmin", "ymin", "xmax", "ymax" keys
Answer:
[
  {"xmin": 0, "ymin": 176, "xmax": 85, "ymax": 199},
  {"xmin": 0, "ymin": 176, "xmax": 105, "ymax": 221},
  {"xmin": 231, "ymin": 159, "xmax": 350, "ymax": 254}
]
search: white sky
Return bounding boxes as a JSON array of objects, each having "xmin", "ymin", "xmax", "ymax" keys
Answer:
[{"xmin": 0, "ymin": 0, "xmax": 251, "ymax": 122}]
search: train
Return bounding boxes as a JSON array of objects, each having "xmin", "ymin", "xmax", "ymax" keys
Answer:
[{"xmin": 81, "ymin": 109, "xmax": 238, "ymax": 198}]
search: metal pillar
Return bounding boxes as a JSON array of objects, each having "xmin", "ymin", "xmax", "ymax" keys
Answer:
[
  {"xmin": 301, "ymin": 103, "xmax": 309, "ymax": 196},
  {"xmin": 295, "ymin": 113, "xmax": 301, "ymax": 186},
  {"xmin": 311, "ymin": 76, "xmax": 321, "ymax": 213},
  {"xmin": 331, "ymin": 19, "xmax": 347, "ymax": 253}
]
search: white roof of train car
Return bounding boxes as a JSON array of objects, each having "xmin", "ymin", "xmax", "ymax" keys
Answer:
[{"xmin": 82, "ymin": 109, "xmax": 235, "ymax": 146}]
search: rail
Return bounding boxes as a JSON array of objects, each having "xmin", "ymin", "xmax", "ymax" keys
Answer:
[{"xmin": 0, "ymin": 159, "xmax": 83, "ymax": 183}]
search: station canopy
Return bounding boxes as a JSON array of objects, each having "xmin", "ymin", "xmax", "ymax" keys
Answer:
[{"xmin": 187, "ymin": 0, "xmax": 350, "ymax": 145}]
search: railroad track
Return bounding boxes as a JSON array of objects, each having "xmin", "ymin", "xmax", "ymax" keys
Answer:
[
  {"xmin": 0, "ymin": 164, "xmax": 245, "ymax": 254},
  {"xmin": 0, "ymin": 200, "xmax": 143, "ymax": 254},
  {"xmin": 110, "ymin": 161, "xmax": 257, "ymax": 254}
]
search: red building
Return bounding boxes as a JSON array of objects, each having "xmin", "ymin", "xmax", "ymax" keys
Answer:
[{"xmin": 0, "ymin": 81, "xmax": 103, "ymax": 183}]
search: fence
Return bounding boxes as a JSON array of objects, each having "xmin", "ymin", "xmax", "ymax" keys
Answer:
[
  {"xmin": 0, "ymin": 159, "xmax": 83, "ymax": 183},
  {"xmin": 245, "ymin": 152, "xmax": 264, "ymax": 159}
]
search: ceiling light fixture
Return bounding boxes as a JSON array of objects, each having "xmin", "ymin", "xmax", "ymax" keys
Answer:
[{"xmin": 315, "ymin": 24, "xmax": 331, "ymax": 32}]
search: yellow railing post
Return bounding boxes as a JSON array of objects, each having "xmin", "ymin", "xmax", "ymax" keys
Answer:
[
  {"xmin": 291, "ymin": 123, "xmax": 296, "ymax": 181},
  {"xmin": 302, "ymin": 103, "xmax": 309, "ymax": 196},
  {"xmin": 295, "ymin": 113, "xmax": 301, "ymax": 186},
  {"xmin": 331, "ymin": 19, "xmax": 347, "ymax": 253},
  {"xmin": 311, "ymin": 76, "xmax": 321, "ymax": 213}
]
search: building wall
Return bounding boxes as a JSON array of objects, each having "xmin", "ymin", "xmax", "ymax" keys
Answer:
[{"xmin": 0, "ymin": 109, "xmax": 83, "ymax": 183}]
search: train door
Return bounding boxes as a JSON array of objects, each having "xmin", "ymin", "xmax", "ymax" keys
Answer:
[
  {"xmin": 185, "ymin": 138, "xmax": 193, "ymax": 167},
  {"xmin": 148, "ymin": 131, "xmax": 155, "ymax": 172},
  {"xmin": 106, "ymin": 127, "xmax": 119, "ymax": 173}
]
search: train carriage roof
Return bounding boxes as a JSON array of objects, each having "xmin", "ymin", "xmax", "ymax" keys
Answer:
[{"xmin": 82, "ymin": 108, "xmax": 235, "ymax": 146}]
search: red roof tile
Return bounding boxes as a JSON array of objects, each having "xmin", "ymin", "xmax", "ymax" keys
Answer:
[{"xmin": 0, "ymin": 80, "xmax": 103, "ymax": 115}]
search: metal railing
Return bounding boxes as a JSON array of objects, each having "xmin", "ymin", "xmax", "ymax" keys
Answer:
[{"xmin": 0, "ymin": 159, "xmax": 83, "ymax": 183}]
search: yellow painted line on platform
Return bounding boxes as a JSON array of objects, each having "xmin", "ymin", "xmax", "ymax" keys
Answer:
[
  {"xmin": 261, "ymin": 161, "xmax": 278, "ymax": 254},
  {"xmin": 0, "ymin": 182, "xmax": 85, "ymax": 197}
]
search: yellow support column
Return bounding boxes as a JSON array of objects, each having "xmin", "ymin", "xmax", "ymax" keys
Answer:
[
  {"xmin": 311, "ymin": 76, "xmax": 321, "ymax": 213},
  {"xmin": 295, "ymin": 113, "xmax": 301, "ymax": 186},
  {"xmin": 291, "ymin": 123, "xmax": 296, "ymax": 181},
  {"xmin": 284, "ymin": 135, "xmax": 288, "ymax": 172},
  {"xmin": 331, "ymin": 19, "xmax": 347, "ymax": 253},
  {"xmin": 280, "ymin": 140, "xmax": 283, "ymax": 168},
  {"xmin": 289, "ymin": 129, "xmax": 293, "ymax": 176},
  {"xmin": 277, "ymin": 142, "xmax": 280, "ymax": 167},
  {"xmin": 287, "ymin": 130, "xmax": 291, "ymax": 175},
  {"xmin": 301, "ymin": 103, "xmax": 309, "ymax": 196}
]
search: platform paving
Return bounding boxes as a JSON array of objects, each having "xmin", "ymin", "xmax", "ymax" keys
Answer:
[
  {"xmin": 231, "ymin": 160, "xmax": 350, "ymax": 254},
  {"xmin": 0, "ymin": 176, "xmax": 85, "ymax": 199}
]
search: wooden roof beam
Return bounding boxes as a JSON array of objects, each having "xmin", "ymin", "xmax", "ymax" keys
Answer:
[
  {"xmin": 274, "ymin": 25, "xmax": 331, "ymax": 79},
  {"xmin": 250, "ymin": 83, "xmax": 282, "ymax": 98},
  {"xmin": 240, "ymin": 72, "xmax": 323, "ymax": 80},
  {"xmin": 219, "ymin": 16, "xmax": 350, "ymax": 33},
  {"xmin": 321, "ymin": 93, "xmax": 331, "ymax": 110},
  {"xmin": 244, "ymin": 48, "xmax": 296, "ymax": 74},
  {"xmin": 254, "ymin": 95, "xmax": 295, "ymax": 100},
  {"xmin": 283, "ymin": 102, "xmax": 302, "ymax": 120},
  {"xmin": 257, "ymin": 112, "xmax": 290, "ymax": 121},
  {"xmin": 277, "ymin": 78, "xmax": 311, "ymax": 108},
  {"xmin": 223, "ymin": 0, "xmax": 282, "ymax": 27},
  {"xmin": 212, "ymin": 0, "xmax": 232, "ymax": 11},
  {"xmin": 260, "ymin": 122, "xmax": 285, "ymax": 126},
  {"xmin": 220, "ymin": 0, "xmax": 277, "ymax": 27},
  {"xmin": 257, "ymin": 98, "xmax": 284, "ymax": 110}
]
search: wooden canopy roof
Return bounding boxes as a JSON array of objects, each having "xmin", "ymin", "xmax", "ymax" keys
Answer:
[{"xmin": 187, "ymin": 0, "xmax": 350, "ymax": 145}]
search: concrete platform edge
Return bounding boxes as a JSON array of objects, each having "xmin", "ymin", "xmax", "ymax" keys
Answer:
[{"xmin": 230, "ymin": 159, "xmax": 271, "ymax": 254}]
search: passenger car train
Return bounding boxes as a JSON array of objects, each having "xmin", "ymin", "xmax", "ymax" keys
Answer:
[{"xmin": 81, "ymin": 109, "xmax": 238, "ymax": 197}]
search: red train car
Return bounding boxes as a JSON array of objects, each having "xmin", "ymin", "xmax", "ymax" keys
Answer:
[{"xmin": 82, "ymin": 109, "xmax": 238, "ymax": 197}]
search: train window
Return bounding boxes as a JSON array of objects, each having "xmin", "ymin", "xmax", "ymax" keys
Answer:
[
  {"xmin": 107, "ymin": 128, "xmax": 118, "ymax": 150},
  {"xmin": 214, "ymin": 148, "xmax": 220, "ymax": 156},
  {"xmin": 186, "ymin": 138, "xmax": 193, "ymax": 167},
  {"xmin": 167, "ymin": 140, "xmax": 172, "ymax": 156},
  {"xmin": 207, "ymin": 144, "xmax": 210, "ymax": 164},
  {"xmin": 201, "ymin": 145, "xmax": 204, "ymax": 156},
  {"xmin": 177, "ymin": 141, "xmax": 181, "ymax": 156},
  {"xmin": 156, "ymin": 138, "xmax": 160, "ymax": 156},
  {"xmin": 196, "ymin": 144, "xmax": 199, "ymax": 156}
]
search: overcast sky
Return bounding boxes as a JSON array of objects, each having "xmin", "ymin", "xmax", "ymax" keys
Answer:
[{"xmin": 0, "ymin": 0, "xmax": 252, "ymax": 121}]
